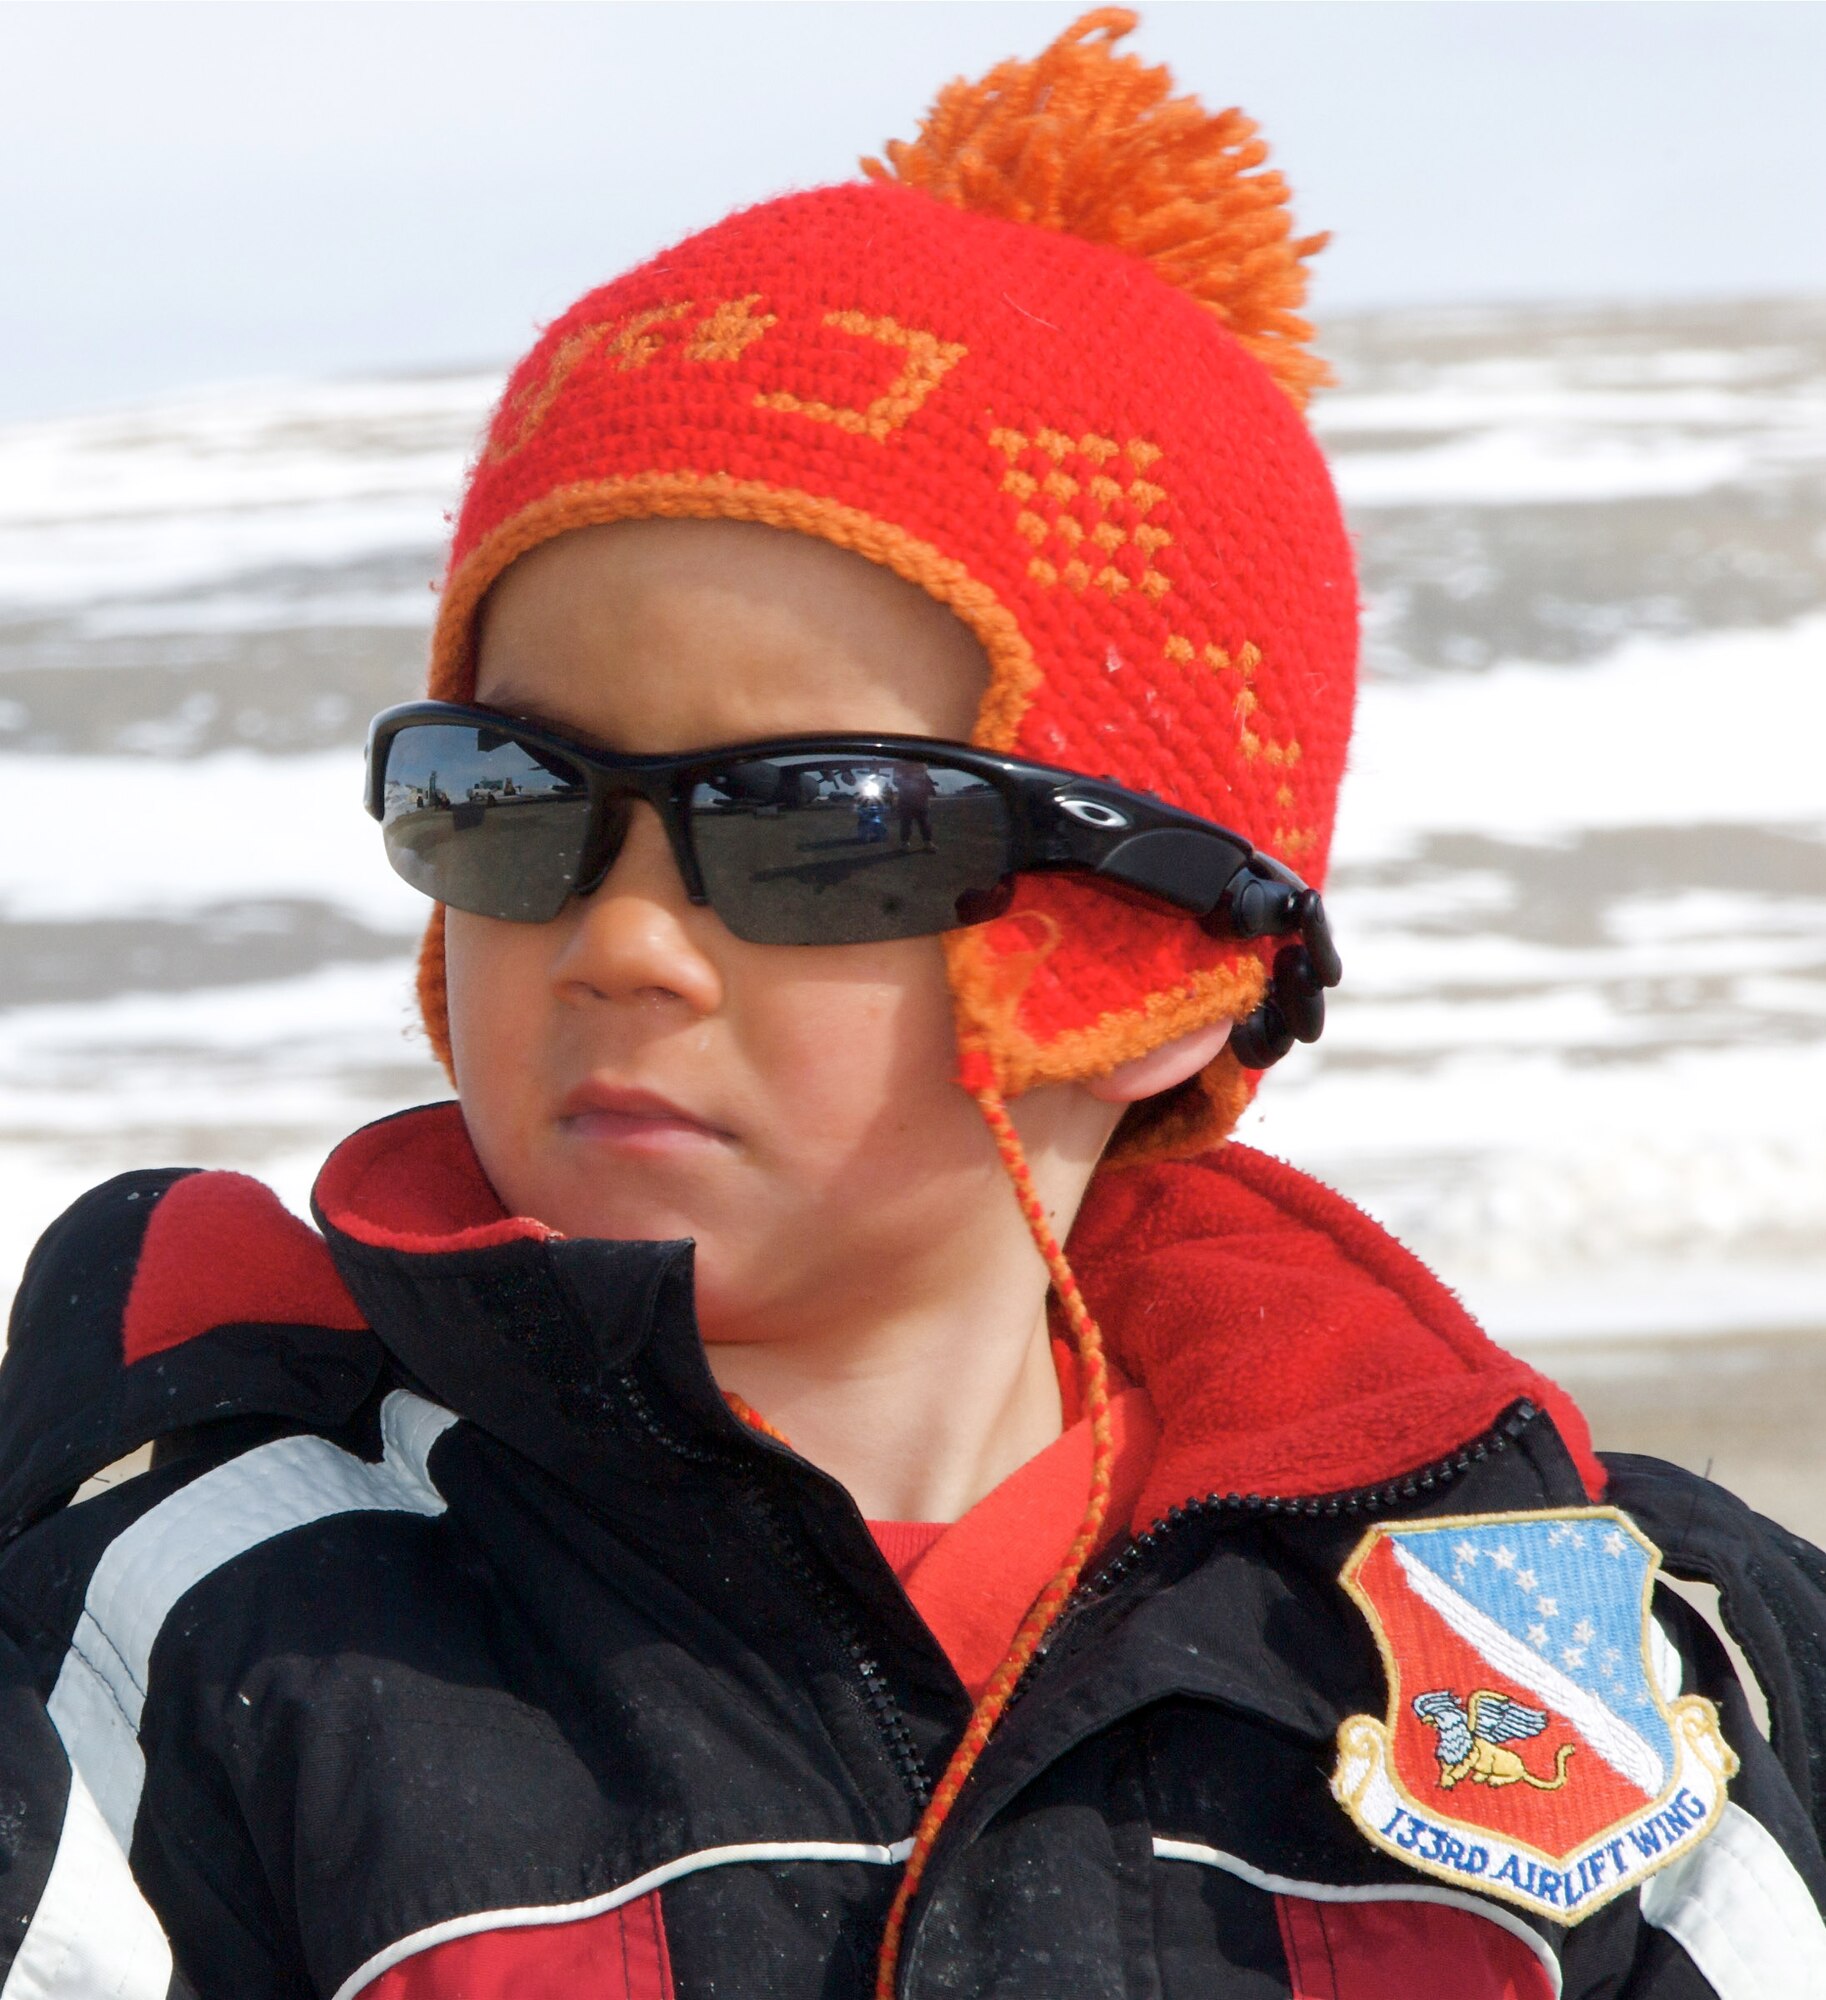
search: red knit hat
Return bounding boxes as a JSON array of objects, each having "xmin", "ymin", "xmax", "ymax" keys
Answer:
[{"xmin": 416, "ymin": 7, "xmax": 1356, "ymax": 1162}]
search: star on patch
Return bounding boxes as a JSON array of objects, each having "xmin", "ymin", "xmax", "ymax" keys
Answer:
[
  {"xmin": 1490, "ymin": 1545, "xmax": 1517, "ymax": 1571},
  {"xmin": 1536, "ymin": 1596, "xmax": 1559, "ymax": 1619},
  {"xmin": 1603, "ymin": 1529, "xmax": 1628, "ymax": 1557},
  {"xmin": 1514, "ymin": 1567, "xmax": 1539, "ymax": 1593}
]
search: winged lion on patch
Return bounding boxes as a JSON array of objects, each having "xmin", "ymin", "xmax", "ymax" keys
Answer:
[{"xmin": 1412, "ymin": 1688, "xmax": 1576, "ymax": 1791}]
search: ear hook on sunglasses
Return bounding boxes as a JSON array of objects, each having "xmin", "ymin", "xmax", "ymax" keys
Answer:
[{"xmin": 1222, "ymin": 883, "xmax": 1342, "ymax": 1070}]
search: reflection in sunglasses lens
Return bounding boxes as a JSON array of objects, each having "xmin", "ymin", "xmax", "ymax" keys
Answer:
[
  {"xmin": 690, "ymin": 754, "xmax": 1013, "ymax": 944},
  {"xmin": 380, "ymin": 725, "xmax": 592, "ymax": 922}
]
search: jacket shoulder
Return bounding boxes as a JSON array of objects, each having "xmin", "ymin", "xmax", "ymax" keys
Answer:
[
  {"xmin": 0, "ymin": 1168, "xmax": 381, "ymax": 1542},
  {"xmin": 1605, "ymin": 1449, "xmax": 1826, "ymax": 1852}
]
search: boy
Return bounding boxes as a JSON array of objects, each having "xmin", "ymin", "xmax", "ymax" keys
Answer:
[{"xmin": 1, "ymin": 13, "xmax": 1823, "ymax": 1997}]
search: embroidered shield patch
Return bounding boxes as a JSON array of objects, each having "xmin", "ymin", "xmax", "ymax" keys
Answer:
[{"xmin": 1331, "ymin": 1507, "xmax": 1737, "ymax": 1924}]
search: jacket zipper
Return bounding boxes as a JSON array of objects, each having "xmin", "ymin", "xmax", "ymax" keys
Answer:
[
  {"xmin": 609, "ymin": 1365, "xmax": 933, "ymax": 1807},
  {"xmin": 1033, "ymin": 1397, "xmax": 1543, "ymax": 1672}
]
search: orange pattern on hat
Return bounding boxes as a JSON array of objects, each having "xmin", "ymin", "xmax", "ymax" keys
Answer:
[
  {"xmin": 755, "ymin": 310, "xmax": 968, "ymax": 439},
  {"xmin": 992, "ymin": 426, "xmax": 1174, "ymax": 599}
]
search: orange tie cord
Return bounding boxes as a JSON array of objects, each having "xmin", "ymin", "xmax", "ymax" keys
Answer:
[
  {"xmin": 871, "ymin": 1050, "xmax": 1117, "ymax": 1999},
  {"xmin": 721, "ymin": 1388, "xmax": 793, "ymax": 1447}
]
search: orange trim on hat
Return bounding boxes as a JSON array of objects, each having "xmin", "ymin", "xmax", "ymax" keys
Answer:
[{"xmin": 426, "ymin": 471, "xmax": 1042, "ymax": 750}]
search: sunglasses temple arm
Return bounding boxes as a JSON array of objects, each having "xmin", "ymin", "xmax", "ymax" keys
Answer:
[
  {"xmin": 1079, "ymin": 826, "xmax": 1250, "ymax": 913},
  {"xmin": 1080, "ymin": 828, "xmax": 1323, "ymax": 953}
]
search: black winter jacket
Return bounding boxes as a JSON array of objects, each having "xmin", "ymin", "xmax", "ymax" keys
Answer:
[{"xmin": 1, "ymin": 1103, "xmax": 1823, "ymax": 2000}]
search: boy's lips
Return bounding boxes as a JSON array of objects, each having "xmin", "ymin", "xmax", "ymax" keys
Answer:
[{"xmin": 556, "ymin": 1082, "xmax": 734, "ymax": 1152}]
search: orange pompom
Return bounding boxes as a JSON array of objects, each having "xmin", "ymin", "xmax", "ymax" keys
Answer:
[{"xmin": 862, "ymin": 7, "xmax": 1330, "ymax": 409}]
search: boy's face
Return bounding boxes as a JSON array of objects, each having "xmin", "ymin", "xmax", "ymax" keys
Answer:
[{"xmin": 450, "ymin": 517, "xmax": 1077, "ymax": 1343}]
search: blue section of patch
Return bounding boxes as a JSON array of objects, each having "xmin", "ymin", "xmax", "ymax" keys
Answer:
[{"xmin": 1394, "ymin": 1516, "xmax": 1674, "ymax": 1771}]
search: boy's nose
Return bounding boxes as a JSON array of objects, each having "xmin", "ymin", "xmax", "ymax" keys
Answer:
[{"xmin": 548, "ymin": 804, "xmax": 724, "ymax": 1015}]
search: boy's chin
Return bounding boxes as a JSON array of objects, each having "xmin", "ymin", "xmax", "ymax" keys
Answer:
[
  {"xmin": 541, "ymin": 1189, "xmax": 708, "ymax": 1249},
  {"xmin": 514, "ymin": 1136, "xmax": 736, "ymax": 1245}
]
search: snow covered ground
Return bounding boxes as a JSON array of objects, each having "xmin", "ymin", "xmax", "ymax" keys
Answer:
[{"xmin": 1, "ymin": 298, "xmax": 1821, "ymax": 1347}]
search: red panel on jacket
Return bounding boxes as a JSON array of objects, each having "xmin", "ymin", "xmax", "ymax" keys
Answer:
[
  {"xmin": 121, "ymin": 1171, "xmax": 366, "ymax": 1364},
  {"xmin": 356, "ymin": 1890, "xmax": 673, "ymax": 2000},
  {"xmin": 1274, "ymin": 1895, "xmax": 1554, "ymax": 2000}
]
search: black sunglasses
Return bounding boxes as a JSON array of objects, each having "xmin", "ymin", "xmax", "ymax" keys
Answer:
[{"xmin": 364, "ymin": 701, "xmax": 1341, "ymax": 1068}]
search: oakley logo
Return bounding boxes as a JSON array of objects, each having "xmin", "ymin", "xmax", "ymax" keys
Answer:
[
  {"xmin": 487, "ymin": 297, "xmax": 966, "ymax": 463},
  {"xmin": 1057, "ymin": 797, "xmax": 1131, "ymax": 830}
]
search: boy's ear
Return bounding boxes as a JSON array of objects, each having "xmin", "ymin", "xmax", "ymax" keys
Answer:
[{"xmin": 1084, "ymin": 1019, "xmax": 1233, "ymax": 1106}]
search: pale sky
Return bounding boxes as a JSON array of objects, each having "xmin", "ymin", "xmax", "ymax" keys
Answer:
[{"xmin": 4, "ymin": 1, "xmax": 1823, "ymax": 422}]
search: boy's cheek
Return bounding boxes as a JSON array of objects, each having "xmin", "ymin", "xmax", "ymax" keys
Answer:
[
  {"xmin": 444, "ymin": 919, "xmax": 544, "ymax": 1092},
  {"xmin": 753, "ymin": 939, "xmax": 955, "ymax": 1071}
]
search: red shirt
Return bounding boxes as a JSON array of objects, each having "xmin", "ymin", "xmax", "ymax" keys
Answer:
[{"xmin": 866, "ymin": 1349, "xmax": 1158, "ymax": 1699}]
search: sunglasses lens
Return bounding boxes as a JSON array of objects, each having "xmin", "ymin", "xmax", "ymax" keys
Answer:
[
  {"xmin": 689, "ymin": 753, "xmax": 1012, "ymax": 945},
  {"xmin": 378, "ymin": 723, "xmax": 592, "ymax": 922}
]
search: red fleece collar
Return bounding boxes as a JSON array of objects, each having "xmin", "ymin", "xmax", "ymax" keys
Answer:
[
  {"xmin": 127, "ymin": 1104, "xmax": 1599, "ymax": 1512},
  {"xmin": 313, "ymin": 1102, "xmax": 548, "ymax": 1251},
  {"xmin": 1069, "ymin": 1148, "xmax": 1601, "ymax": 1518}
]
